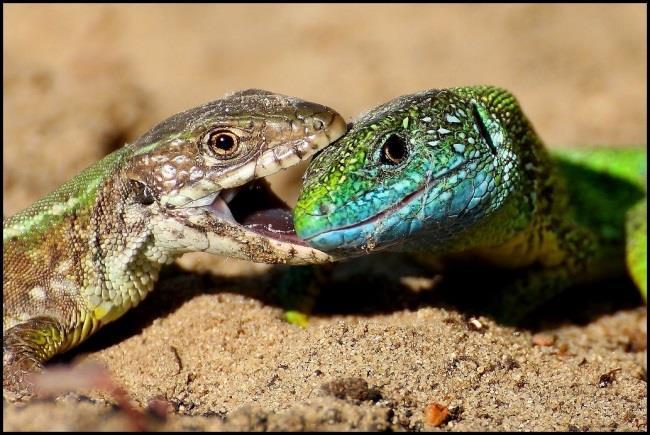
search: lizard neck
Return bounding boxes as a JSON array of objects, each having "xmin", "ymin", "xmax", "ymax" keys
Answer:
[
  {"xmin": 3, "ymin": 146, "xmax": 173, "ymax": 333},
  {"xmin": 402, "ymin": 118, "xmax": 562, "ymax": 260}
]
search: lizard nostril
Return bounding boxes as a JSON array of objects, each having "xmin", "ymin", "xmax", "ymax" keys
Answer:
[{"xmin": 309, "ymin": 111, "xmax": 333, "ymax": 131}]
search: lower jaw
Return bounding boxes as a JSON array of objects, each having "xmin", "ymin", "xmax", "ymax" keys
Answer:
[
  {"xmin": 184, "ymin": 178, "xmax": 333, "ymax": 264},
  {"xmin": 300, "ymin": 194, "xmax": 428, "ymax": 255},
  {"xmin": 202, "ymin": 222, "xmax": 333, "ymax": 265},
  {"xmin": 303, "ymin": 226, "xmax": 388, "ymax": 258}
]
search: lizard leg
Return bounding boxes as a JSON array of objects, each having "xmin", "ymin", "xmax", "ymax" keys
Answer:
[
  {"xmin": 487, "ymin": 222, "xmax": 603, "ymax": 325},
  {"xmin": 3, "ymin": 317, "xmax": 65, "ymax": 401},
  {"xmin": 487, "ymin": 266, "xmax": 581, "ymax": 324},
  {"xmin": 277, "ymin": 265, "xmax": 328, "ymax": 328},
  {"xmin": 626, "ymin": 199, "xmax": 647, "ymax": 301}
]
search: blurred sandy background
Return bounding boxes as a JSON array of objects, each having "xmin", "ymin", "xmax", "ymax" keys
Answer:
[{"xmin": 3, "ymin": 4, "xmax": 647, "ymax": 431}]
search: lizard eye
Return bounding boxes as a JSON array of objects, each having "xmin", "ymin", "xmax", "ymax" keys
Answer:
[
  {"xmin": 380, "ymin": 134, "xmax": 408, "ymax": 165},
  {"xmin": 202, "ymin": 129, "xmax": 240, "ymax": 158}
]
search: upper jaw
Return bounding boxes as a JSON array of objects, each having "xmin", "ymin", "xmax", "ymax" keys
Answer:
[{"xmin": 160, "ymin": 112, "xmax": 347, "ymax": 210}]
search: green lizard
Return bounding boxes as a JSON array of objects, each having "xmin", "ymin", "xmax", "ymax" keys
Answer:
[
  {"xmin": 3, "ymin": 89, "xmax": 346, "ymax": 400},
  {"xmin": 293, "ymin": 86, "xmax": 646, "ymax": 321}
]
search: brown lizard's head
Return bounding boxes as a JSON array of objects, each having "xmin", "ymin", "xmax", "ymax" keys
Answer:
[{"xmin": 124, "ymin": 89, "xmax": 347, "ymax": 264}]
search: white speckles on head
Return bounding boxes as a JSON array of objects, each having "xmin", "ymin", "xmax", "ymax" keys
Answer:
[
  {"xmin": 189, "ymin": 167, "xmax": 204, "ymax": 181},
  {"xmin": 172, "ymin": 155, "xmax": 190, "ymax": 165},
  {"xmin": 491, "ymin": 128, "xmax": 505, "ymax": 149},
  {"xmin": 151, "ymin": 155, "xmax": 169, "ymax": 163},
  {"xmin": 161, "ymin": 163, "xmax": 177, "ymax": 180}
]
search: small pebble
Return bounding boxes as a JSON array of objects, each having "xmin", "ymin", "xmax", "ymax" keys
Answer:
[{"xmin": 424, "ymin": 403, "xmax": 449, "ymax": 427}]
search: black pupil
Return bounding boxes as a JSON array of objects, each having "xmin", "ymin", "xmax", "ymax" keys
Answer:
[
  {"xmin": 213, "ymin": 133, "xmax": 235, "ymax": 151},
  {"xmin": 381, "ymin": 134, "xmax": 408, "ymax": 164}
]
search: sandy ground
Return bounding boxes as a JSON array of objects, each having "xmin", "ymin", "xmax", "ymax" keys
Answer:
[{"xmin": 3, "ymin": 4, "xmax": 647, "ymax": 431}]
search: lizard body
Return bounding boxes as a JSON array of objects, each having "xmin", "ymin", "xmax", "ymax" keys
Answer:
[
  {"xmin": 3, "ymin": 89, "xmax": 346, "ymax": 400},
  {"xmin": 294, "ymin": 86, "xmax": 646, "ymax": 319}
]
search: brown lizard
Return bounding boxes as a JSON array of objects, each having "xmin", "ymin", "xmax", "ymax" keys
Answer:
[{"xmin": 3, "ymin": 89, "xmax": 346, "ymax": 400}]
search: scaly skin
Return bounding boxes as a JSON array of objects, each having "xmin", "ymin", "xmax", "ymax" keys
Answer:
[
  {"xmin": 3, "ymin": 89, "xmax": 346, "ymax": 400},
  {"xmin": 294, "ymin": 86, "xmax": 646, "ymax": 320}
]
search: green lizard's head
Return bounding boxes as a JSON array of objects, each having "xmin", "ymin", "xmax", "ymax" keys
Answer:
[
  {"xmin": 124, "ymin": 89, "xmax": 347, "ymax": 264},
  {"xmin": 294, "ymin": 86, "xmax": 534, "ymax": 256}
]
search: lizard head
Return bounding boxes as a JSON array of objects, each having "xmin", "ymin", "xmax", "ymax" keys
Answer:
[
  {"xmin": 124, "ymin": 89, "xmax": 347, "ymax": 264},
  {"xmin": 294, "ymin": 86, "xmax": 535, "ymax": 257}
]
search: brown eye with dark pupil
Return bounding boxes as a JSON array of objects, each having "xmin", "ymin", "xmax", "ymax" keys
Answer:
[
  {"xmin": 381, "ymin": 134, "xmax": 408, "ymax": 165},
  {"xmin": 207, "ymin": 131, "xmax": 239, "ymax": 156}
]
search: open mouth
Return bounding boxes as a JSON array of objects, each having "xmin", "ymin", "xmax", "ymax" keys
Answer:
[{"xmin": 206, "ymin": 178, "xmax": 307, "ymax": 246}]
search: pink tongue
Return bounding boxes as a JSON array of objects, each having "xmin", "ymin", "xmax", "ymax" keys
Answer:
[{"xmin": 242, "ymin": 208, "xmax": 296, "ymax": 234}]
